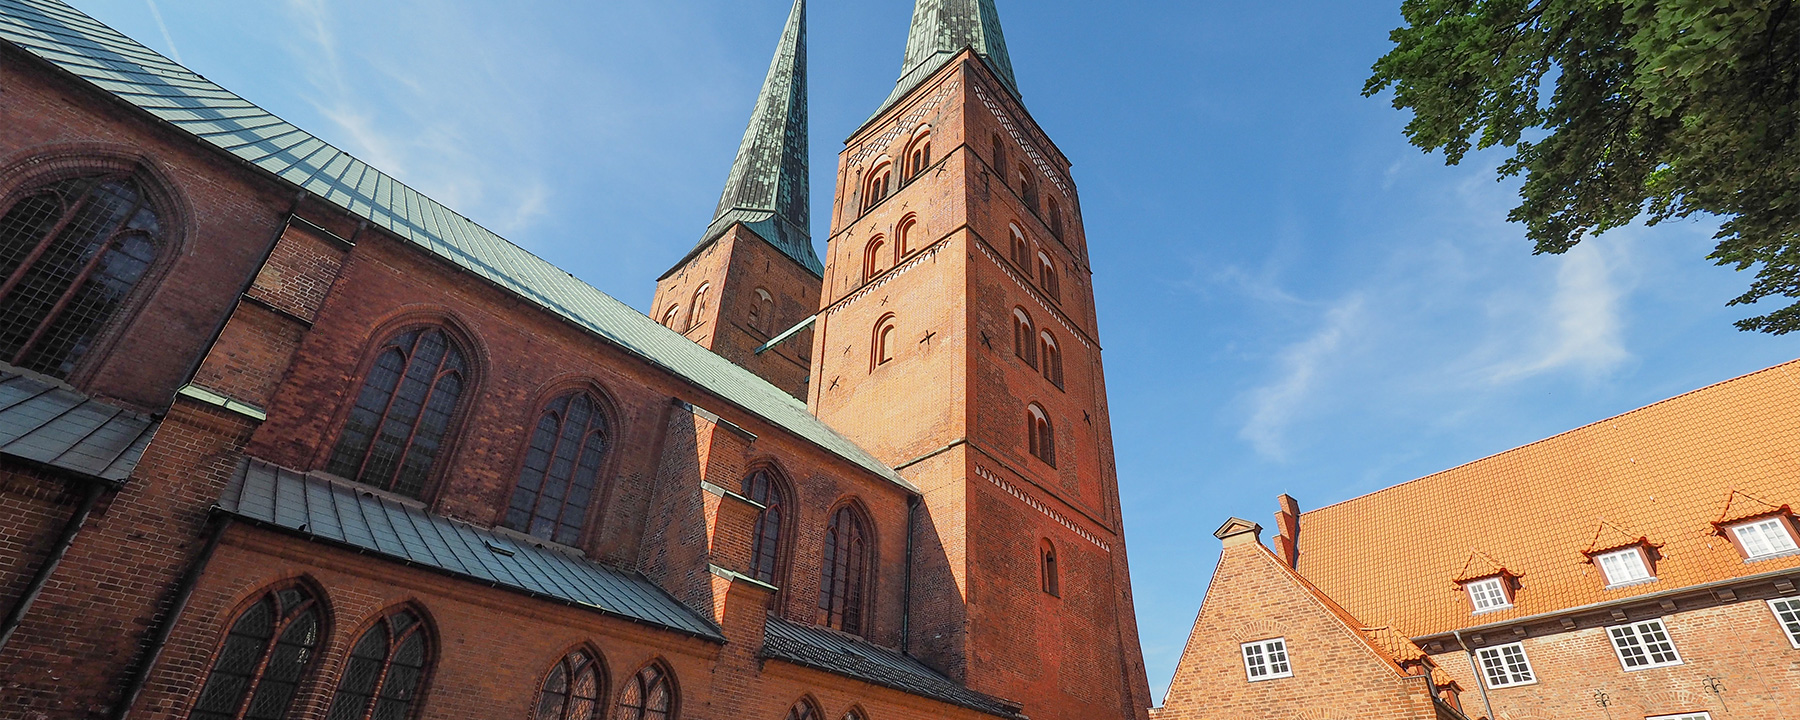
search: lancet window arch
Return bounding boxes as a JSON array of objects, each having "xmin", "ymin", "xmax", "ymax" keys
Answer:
[
  {"xmin": 873, "ymin": 314, "xmax": 898, "ymax": 369},
  {"xmin": 689, "ymin": 284, "xmax": 711, "ymax": 330},
  {"xmin": 1039, "ymin": 331, "xmax": 1064, "ymax": 389},
  {"xmin": 1012, "ymin": 309, "xmax": 1037, "ymax": 369},
  {"xmin": 905, "ymin": 128, "xmax": 933, "ymax": 180},
  {"xmin": 1017, "ymin": 162, "xmax": 1038, "ymax": 209},
  {"xmin": 863, "ymin": 235, "xmax": 888, "ymax": 282},
  {"xmin": 532, "ymin": 647, "xmax": 604, "ymax": 720},
  {"xmin": 0, "ymin": 170, "xmax": 170, "ymax": 379},
  {"xmin": 661, "ymin": 305, "xmax": 681, "ymax": 329},
  {"xmin": 1009, "ymin": 225, "xmax": 1031, "ymax": 269},
  {"xmin": 991, "ymin": 134, "xmax": 1007, "ymax": 182},
  {"xmin": 819, "ymin": 504, "xmax": 872, "ymax": 636},
  {"xmin": 1028, "ymin": 403, "xmax": 1056, "ymax": 468},
  {"xmin": 616, "ymin": 662, "xmax": 675, "ymax": 720},
  {"xmin": 504, "ymin": 389, "xmax": 612, "ymax": 546},
  {"xmin": 749, "ymin": 288, "xmax": 775, "ymax": 335},
  {"xmin": 1040, "ymin": 539, "xmax": 1061, "ymax": 597},
  {"xmin": 188, "ymin": 581, "xmax": 325, "ymax": 720},
  {"xmin": 863, "ymin": 160, "xmax": 892, "ymax": 213},
  {"xmin": 1048, "ymin": 196, "xmax": 1065, "ymax": 239},
  {"xmin": 896, "ymin": 214, "xmax": 918, "ymax": 257},
  {"xmin": 743, "ymin": 467, "xmax": 790, "ymax": 586},
  {"xmin": 1038, "ymin": 253, "xmax": 1061, "ymax": 302},
  {"xmin": 784, "ymin": 698, "xmax": 822, "ymax": 720},
  {"xmin": 324, "ymin": 607, "xmax": 432, "ymax": 720},
  {"xmin": 326, "ymin": 326, "xmax": 470, "ymax": 499}
]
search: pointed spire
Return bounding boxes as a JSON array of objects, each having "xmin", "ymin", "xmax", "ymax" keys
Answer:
[
  {"xmin": 694, "ymin": 0, "xmax": 820, "ymax": 276},
  {"xmin": 871, "ymin": 0, "xmax": 1018, "ymax": 122}
]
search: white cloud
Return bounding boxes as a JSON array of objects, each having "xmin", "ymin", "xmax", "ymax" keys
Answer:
[
  {"xmin": 142, "ymin": 0, "xmax": 181, "ymax": 64},
  {"xmin": 1481, "ymin": 238, "xmax": 1632, "ymax": 383},
  {"xmin": 1240, "ymin": 295, "xmax": 1366, "ymax": 460}
]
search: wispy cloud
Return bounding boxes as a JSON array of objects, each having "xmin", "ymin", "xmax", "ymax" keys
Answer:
[
  {"xmin": 142, "ymin": 0, "xmax": 181, "ymax": 64},
  {"xmin": 1240, "ymin": 295, "xmax": 1366, "ymax": 460},
  {"xmin": 1481, "ymin": 238, "xmax": 1632, "ymax": 383}
]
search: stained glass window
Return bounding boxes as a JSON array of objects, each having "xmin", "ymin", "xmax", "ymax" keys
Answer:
[
  {"xmin": 744, "ymin": 469, "xmax": 787, "ymax": 585},
  {"xmin": 617, "ymin": 664, "xmax": 674, "ymax": 720},
  {"xmin": 505, "ymin": 392, "xmax": 610, "ymax": 546},
  {"xmin": 534, "ymin": 649, "xmax": 602, "ymax": 720},
  {"xmin": 188, "ymin": 584, "xmax": 322, "ymax": 720},
  {"xmin": 326, "ymin": 328, "xmax": 467, "ymax": 498},
  {"xmin": 324, "ymin": 609, "xmax": 431, "ymax": 720},
  {"xmin": 818, "ymin": 506, "xmax": 869, "ymax": 636}
]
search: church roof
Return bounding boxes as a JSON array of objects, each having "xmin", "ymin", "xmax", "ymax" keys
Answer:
[
  {"xmin": 682, "ymin": 0, "xmax": 821, "ymax": 278},
  {"xmin": 1292, "ymin": 358, "xmax": 1800, "ymax": 639},
  {"xmin": 868, "ymin": 0, "xmax": 1019, "ymax": 126},
  {"xmin": 0, "ymin": 366, "xmax": 158, "ymax": 485},
  {"xmin": 0, "ymin": 0, "xmax": 914, "ymax": 493},
  {"xmin": 761, "ymin": 616, "xmax": 1026, "ymax": 719}
]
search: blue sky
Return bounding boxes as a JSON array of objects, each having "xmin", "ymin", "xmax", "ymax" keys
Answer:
[{"xmin": 72, "ymin": 0, "xmax": 1795, "ymax": 702}]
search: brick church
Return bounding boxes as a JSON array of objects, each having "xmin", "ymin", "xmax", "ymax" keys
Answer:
[
  {"xmin": 1159, "ymin": 359, "xmax": 1800, "ymax": 720},
  {"xmin": 0, "ymin": 0, "xmax": 1154, "ymax": 718}
]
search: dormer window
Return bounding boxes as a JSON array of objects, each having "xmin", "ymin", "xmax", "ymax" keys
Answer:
[
  {"xmin": 1732, "ymin": 517, "xmax": 1799, "ymax": 560},
  {"xmin": 1596, "ymin": 547, "xmax": 1655, "ymax": 587},
  {"xmin": 1465, "ymin": 577, "xmax": 1512, "ymax": 613}
]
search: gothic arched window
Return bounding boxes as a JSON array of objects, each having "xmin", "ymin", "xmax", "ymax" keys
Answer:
[
  {"xmin": 750, "ymin": 288, "xmax": 775, "ymax": 335},
  {"xmin": 690, "ymin": 284, "xmax": 710, "ymax": 330},
  {"xmin": 896, "ymin": 214, "xmax": 918, "ymax": 258},
  {"xmin": 863, "ymin": 162, "xmax": 892, "ymax": 213},
  {"xmin": 324, "ymin": 608, "xmax": 431, "ymax": 720},
  {"xmin": 1009, "ymin": 225, "xmax": 1030, "ymax": 269},
  {"xmin": 991, "ymin": 134, "xmax": 1007, "ymax": 182},
  {"xmin": 188, "ymin": 583, "xmax": 323, "ymax": 720},
  {"xmin": 1038, "ymin": 253, "xmax": 1061, "ymax": 302},
  {"xmin": 1048, "ymin": 196, "xmax": 1065, "ymax": 239},
  {"xmin": 1040, "ymin": 539, "xmax": 1061, "ymax": 597},
  {"xmin": 1012, "ymin": 309, "xmax": 1037, "ymax": 369},
  {"xmin": 1028, "ymin": 404, "xmax": 1056, "ymax": 468},
  {"xmin": 905, "ymin": 131, "xmax": 932, "ymax": 180},
  {"xmin": 873, "ymin": 314, "xmax": 898, "ymax": 369},
  {"xmin": 534, "ymin": 648, "xmax": 604, "ymax": 720},
  {"xmin": 819, "ymin": 505, "xmax": 871, "ymax": 636},
  {"xmin": 863, "ymin": 236, "xmax": 888, "ymax": 282},
  {"xmin": 617, "ymin": 663, "xmax": 675, "ymax": 720},
  {"xmin": 785, "ymin": 699, "xmax": 821, "ymax": 720},
  {"xmin": 1039, "ymin": 331, "xmax": 1064, "ymax": 389},
  {"xmin": 327, "ymin": 327, "xmax": 469, "ymax": 499},
  {"xmin": 0, "ymin": 172, "xmax": 165, "ymax": 379},
  {"xmin": 661, "ymin": 305, "xmax": 681, "ymax": 329},
  {"xmin": 505, "ymin": 391, "xmax": 611, "ymax": 546},
  {"xmin": 743, "ymin": 468, "xmax": 788, "ymax": 585},
  {"xmin": 1017, "ymin": 162, "xmax": 1038, "ymax": 210}
]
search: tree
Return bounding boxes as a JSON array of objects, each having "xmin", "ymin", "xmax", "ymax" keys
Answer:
[{"xmin": 1366, "ymin": 0, "xmax": 1800, "ymax": 333}]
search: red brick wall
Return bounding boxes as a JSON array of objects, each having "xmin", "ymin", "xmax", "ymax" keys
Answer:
[{"xmin": 652, "ymin": 227, "xmax": 819, "ymax": 399}]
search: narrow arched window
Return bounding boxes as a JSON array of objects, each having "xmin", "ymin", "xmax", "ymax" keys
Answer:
[
  {"xmin": 863, "ymin": 236, "xmax": 887, "ymax": 282},
  {"xmin": 534, "ymin": 648, "xmax": 603, "ymax": 720},
  {"xmin": 0, "ymin": 172, "xmax": 165, "ymax": 379},
  {"xmin": 1028, "ymin": 404, "xmax": 1056, "ymax": 468},
  {"xmin": 906, "ymin": 131, "xmax": 932, "ymax": 180},
  {"xmin": 324, "ymin": 608, "xmax": 431, "ymax": 720},
  {"xmin": 188, "ymin": 584, "xmax": 323, "ymax": 720},
  {"xmin": 873, "ymin": 314, "xmax": 898, "ymax": 369},
  {"xmin": 327, "ymin": 327, "xmax": 468, "ymax": 499},
  {"xmin": 1040, "ymin": 539, "xmax": 1060, "ymax": 597},
  {"xmin": 991, "ymin": 134, "xmax": 1007, "ymax": 182},
  {"xmin": 661, "ymin": 305, "xmax": 681, "ymax": 329},
  {"xmin": 1017, "ymin": 163, "xmax": 1038, "ymax": 209},
  {"xmin": 784, "ymin": 698, "xmax": 821, "ymax": 720},
  {"xmin": 1038, "ymin": 253, "xmax": 1060, "ymax": 302},
  {"xmin": 1009, "ymin": 226, "xmax": 1030, "ymax": 269},
  {"xmin": 1012, "ymin": 309, "xmax": 1037, "ymax": 369},
  {"xmin": 1048, "ymin": 196, "xmax": 1065, "ymax": 239},
  {"xmin": 819, "ymin": 505, "xmax": 870, "ymax": 636},
  {"xmin": 617, "ymin": 663, "xmax": 675, "ymax": 720},
  {"xmin": 863, "ymin": 163, "xmax": 892, "ymax": 213},
  {"xmin": 743, "ymin": 469, "xmax": 787, "ymax": 585},
  {"xmin": 843, "ymin": 711, "xmax": 865, "ymax": 720},
  {"xmin": 750, "ymin": 289, "xmax": 775, "ymax": 335},
  {"xmin": 1039, "ymin": 332, "xmax": 1063, "ymax": 389},
  {"xmin": 896, "ymin": 215, "xmax": 918, "ymax": 258},
  {"xmin": 689, "ymin": 284, "xmax": 710, "ymax": 330},
  {"xmin": 505, "ymin": 391, "xmax": 610, "ymax": 546}
]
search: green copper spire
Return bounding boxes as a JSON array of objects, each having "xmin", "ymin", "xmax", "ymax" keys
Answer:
[
  {"xmin": 871, "ymin": 0, "xmax": 1018, "ymax": 122},
  {"xmin": 693, "ymin": 0, "xmax": 820, "ymax": 276}
]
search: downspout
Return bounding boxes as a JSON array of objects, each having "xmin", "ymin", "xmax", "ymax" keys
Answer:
[
  {"xmin": 112, "ymin": 514, "xmax": 231, "ymax": 720},
  {"xmin": 900, "ymin": 494, "xmax": 918, "ymax": 655},
  {"xmin": 1454, "ymin": 629, "xmax": 1496, "ymax": 720},
  {"xmin": 0, "ymin": 480, "xmax": 105, "ymax": 654}
]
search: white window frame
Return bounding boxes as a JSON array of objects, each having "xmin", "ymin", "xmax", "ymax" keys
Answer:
[
  {"xmin": 1465, "ymin": 577, "xmax": 1512, "ymax": 613},
  {"xmin": 1608, "ymin": 618, "xmax": 1683, "ymax": 671},
  {"xmin": 1731, "ymin": 517, "xmax": 1799, "ymax": 560},
  {"xmin": 1646, "ymin": 713, "xmax": 1712, "ymax": 720},
  {"xmin": 1240, "ymin": 638, "xmax": 1293, "ymax": 682},
  {"xmin": 1596, "ymin": 547, "xmax": 1656, "ymax": 587},
  {"xmin": 1474, "ymin": 641, "xmax": 1537, "ymax": 689},
  {"xmin": 1771, "ymin": 597, "xmax": 1800, "ymax": 649}
]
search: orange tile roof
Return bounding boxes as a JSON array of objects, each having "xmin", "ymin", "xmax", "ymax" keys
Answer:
[{"xmin": 1294, "ymin": 358, "xmax": 1800, "ymax": 639}]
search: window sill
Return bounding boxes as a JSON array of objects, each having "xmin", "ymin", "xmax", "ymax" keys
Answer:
[
  {"xmin": 1487, "ymin": 679, "xmax": 1539, "ymax": 691},
  {"xmin": 1246, "ymin": 673, "xmax": 1294, "ymax": 683},
  {"xmin": 1621, "ymin": 660, "xmax": 1684, "ymax": 672},
  {"xmin": 1603, "ymin": 577, "xmax": 1659, "ymax": 590},
  {"xmin": 1745, "ymin": 549, "xmax": 1800, "ymax": 563},
  {"xmin": 1471, "ymin": 605, "xmax": 1514, "ymax": 616}
]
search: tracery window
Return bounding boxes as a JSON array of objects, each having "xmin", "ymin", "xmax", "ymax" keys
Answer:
[
  {"xmin": 863, "ymin": 163, "xmax": 892, "ymax": 213},
  {"xmin": 324, "ymin": 608, "xmax": 431, "ymax": 720},
  {"xmin": 326, "ymin": 327, "xmax": 469, "ymax": 499},
  {"xmin": 1012, "ymin": 309, "xmax": 1037, "ymax": 369},
  {"xmin": 863, "ymin": 236, "xmax": 888, "ymax": 282},
  {"xmin": 0, "ymin": 172, "xmax": 165, "ymax": 379},
  {"xmin": 534, "ymin": 648, "xmax": 603, "ymax": 720},
  {"xmin": 1028, "ymin": 404, "xmax": 1055, "ymax": 467},
  {"xmin": 819, "ymin": 505, "xmax": 870, "ymax": 636},
  {"xmin": 617, "ymin": 663, "xmax": 675, "ymax": 720},
  {"xmin": 188, "ymin": 583, "xmax": 323, "ymax": 720},
  {"xmin": 1038, "ymin": 253, "xmax": 1060, "ymax": 302},
  {"xmin": 905, "ymin": 131, "xmax": 932, "ymax": 180},
  {"xmin": 1039, "ymin": 331, "xmax": 1063, "ymax": 389},
  {"xmin": 873, "ymin": 314, "xmax": 898, "ymax": 368},
  {"xmin": 743, "ymin": 468, "xmax": 788, "ymax": 585},
  {"xmin": 896, "ymin": 214, "xmax": 918, "ymax": 257},
  {"xmin": 784, "ymin": 698, "xmax": 821, "ymax": 720},
  {"xmin": 504, "ymin": 391, "xmax": 611, "ymax": 546},
  {"xmin": 1040, "ymin": 539, "xmax": 1060, "ymax": 597}
]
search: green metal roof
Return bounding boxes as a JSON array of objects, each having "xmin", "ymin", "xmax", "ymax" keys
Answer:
[
  {"xmin": 682, "ymin": 0, "xmax": 820, "ymax": 277},
  {"xmin": 0, "ymin": 0, "xmax": 914, "ymax": 493},
  {"xmin": 869, "ymin": 0, "xmax": 1019, "ymax": 125},
  {"xmin": 0, "ymin": 367, "xmax": 158, "ymax": 485}
]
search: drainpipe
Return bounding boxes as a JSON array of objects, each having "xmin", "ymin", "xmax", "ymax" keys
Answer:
[
  {"xmin": 0, "ymin": 480, "xmax": 106, "ymax": 654},
  {"xmin": 900, "ymin": 494, "xmax": 918, "ymax": 655},
  {"xmin": 112, "ymin": 515, "xmax": 231, "ymax": 720},
  {"xmin": 1454, "ymin": 629, "xmax": 1496, "ymax": 720}
]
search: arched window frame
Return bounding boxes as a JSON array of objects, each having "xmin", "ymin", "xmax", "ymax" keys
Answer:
[
  {"xmin": 1012, "ymin": 309, "xmax": 1037, "ymax": 370},
  {"xmin": 1047, "ymin": 195, "xmax": 1065, "ymax": 239},
  {"xmin": 324, "ymin": 323, "xmax": 475, "ymax": 500},
  {"xmin": 661, "ymin": 304, "xmax": 681, "ymax": 329},
  {"xmin": 862, "ymin": 159, "xmax": 893, "ymax": 214},
  {"xmin": 895, "ymin": 214, "xmax": 918, "ymax": 259},
  {"xmin": 862, "ymin": 235, "xmax": 888, "ymax": 282},
  {"xmin": 743, "ymin": 465, "xmax": 792, "ymax": 588},
  {"xmin": 0, "ymin": 165, "xmax": 180, "ymax": 381},
  {"xmin": 187, "ymin": 579, "xmax": 328, "ymax": 720},
  {"xmin": 818, "ymin": 502, "xmax": 874, "ymax": 637},
  {"xmin": 1039, "ymin": 331, "xmax": 1063, "ymax": 389},
  {"xmin": 1037, "ymin": 253, "xmax": 1061, "ymax": 302},
  {"xmin": 532, "ymin": 644, "xmax": 607, "ymax": 720},
  {"xmin": 1028, "ymin": 403, "xmax": 1056, "ymax": 468},
  {"xmin": 689, "ymin": 284, "xmax": 711, "ymax": 331},
  {"xmin": 1009, "ymin": 225, "xmax": 1030, "ymax": 270},
  {"xmin": 616, "ymin": 661, "xmax": 677, "ymax": 720},
  {"xmin": 783, "ymin": 696, "xmax": 823, "ymax": 720},
  {"xmin": 842, "ymin": 707, "xmax": 869, "ymax": 720},
  {"xmin": 1016, "ymin": 162, "xmax": 1038, "ymax": 210},
  {"xmin": 872, "ymin": 313, "xmax": 898, "ymax": 370},
  {"xmin": 904, "ymin": 127, "xmax": 933, "ymax": 181},
  {"xmin": 749, "ymin": 288, "xmax": 775, "ymax": 336},
  {"xmin": 502, "ymin": 386, "xmax": 616, "ymax": 547},
  {"xmin": 323, "ymin": 605, "xmax": 435, "ymax": 720},
  {"xmin": 1040, "ymin": 539, "xmax": 1061, "ymax": 597},
  {"xmin": 991, "ymin": 134, "xmax": 1008, "ymax": 184}
]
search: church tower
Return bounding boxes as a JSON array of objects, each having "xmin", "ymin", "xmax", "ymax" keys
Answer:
[
  {"xmin": 808, "ymin": 1, "xmax": 1153, "ymax": 718},
  {"xmin": 654, "ymin": 0, "xmax": 819, "ymax": 399}
]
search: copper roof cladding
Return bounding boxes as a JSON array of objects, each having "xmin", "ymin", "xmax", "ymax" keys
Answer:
[{"xmin": 1294, "ymin": 358, "xmax": 1800, "ymax": 639}]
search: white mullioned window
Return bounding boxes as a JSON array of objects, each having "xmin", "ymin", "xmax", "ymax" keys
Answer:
[
  {"xmin": 1771, "ymin": 598, "xmax": 1800, "ymax": 649},
  {"xmin": 1240, "ymin": 638, "xmax": 1292, "ymax": 681},
  {"xmin": 1466, "ymin": 577, "xmax": 1511, "ymax": 613},
  {"xmin": 1608, "ymin": 618, "xmax": 1683, "ymax": 670},
  {"xmin": 1474, "ymin": 642, "xmax": 1536, "ymax": 689},
  {"xmin": 1596, "ymin": 547, "xmax": 1655, "ymax": 587},
  {"xmin": 1732, "ymin": 518, "xmax": 1799, "ymax": 560},
  {"xmin": 1646, "ymin": 713, "xmax": 1712, "ymax": 720}
]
